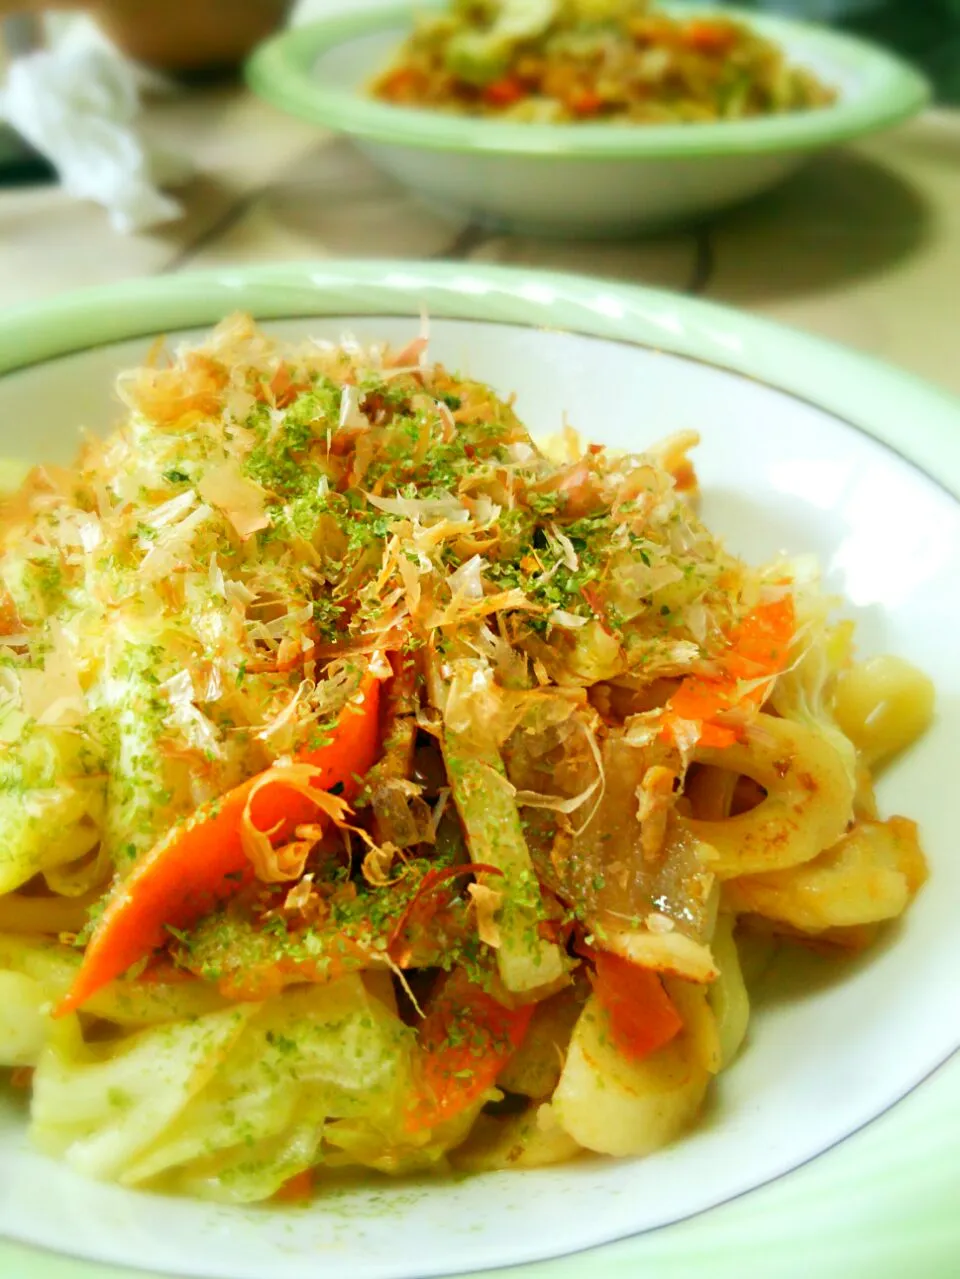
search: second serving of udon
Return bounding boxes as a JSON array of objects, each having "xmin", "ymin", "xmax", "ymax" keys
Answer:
[{"xmin": 0, "ymin": 318, "xmax": 932, "ymax": 1203}]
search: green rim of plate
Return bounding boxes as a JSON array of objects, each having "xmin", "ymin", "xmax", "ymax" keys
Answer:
[
  {"xmin": 1, "ymin": 259, "xmax": 958, "ymax": 494},
  {"xmin": 0, "ymin": 260, "xmax": 959, "ymax": 1279},
  {"xmin": 244, "ymin": 2, "xmax": 930, "ymax": 160}
]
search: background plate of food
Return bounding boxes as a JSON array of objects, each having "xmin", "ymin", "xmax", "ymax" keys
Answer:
[
  {"xmin": 245, "ymin": 1, "xmax": 929, "ymax": 236},
  {"xmin": 0, "ymin": 260, "xmax": 958, "ymax": 1279}
]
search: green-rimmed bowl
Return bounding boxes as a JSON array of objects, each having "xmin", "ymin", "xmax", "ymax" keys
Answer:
[
  {"xmin": 0, "ymin": 260, "xmax": 959, "ymax": 1279},
  {"xmin": 245, "ymin": 3, "xmax": 929, "ymax": 237}
]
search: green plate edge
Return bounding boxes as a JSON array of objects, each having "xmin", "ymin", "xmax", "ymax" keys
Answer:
[
  {"xmin": 244, "ymin": 2, "xmax": 930, "ymax": 159},
  {"xmin": 0, "ymin": 258, "xmax": 958, "ymax": 1279}
]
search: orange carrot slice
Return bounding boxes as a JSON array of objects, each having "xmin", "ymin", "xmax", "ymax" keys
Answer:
[
  {"xmin": 567, "ymin": 88, "xmax": 603, "ymax": 117},
  {"xmin": 387, "ymin": 862, "xmax": 502, "ymax": 964},
  {"xmin": 406, "ymin": 971, "xmax": 533, "ymax": 1133},
  {"xmin": 483, "ymin": 77, "xmax": 526, "ymax": 108},
  {"xmin": 684, "ymin": 20, "xmax": 736, "ymax": 54},
  {"xmin": 56, "ymin": 669, "xmax": 382, "ymax": 1016},
  {"xmin": 591, "ymin": 951, "xmax": 683, "ymax": 1063},
  {"xmin": 273, "ymin": 1169, "xmax": 314, "ymax": 1203},
  {"xmin": 378, "ymin": 67, "xmax": 424, "ymax": 101},
  {"xmin": 662, "ymin": 595, "xmax": 795, "ymax": 750},
  {"xmin": 725, "ymin": 595, "xmax": 795, "ymax": 680}
]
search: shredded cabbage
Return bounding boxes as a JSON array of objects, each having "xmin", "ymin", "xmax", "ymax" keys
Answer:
[{"xmin": 30, "ymin": 977, "xmax": 415, "ymax": 1202}]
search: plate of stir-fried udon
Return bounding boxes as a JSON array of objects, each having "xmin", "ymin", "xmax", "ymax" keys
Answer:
[
  {"xmin": 245, "ymin": 2, "xmax": 929, "ymax": 235},
  {"xmin": 0, "ymin": 263, "xmax": 958, "ymax": 1279}
]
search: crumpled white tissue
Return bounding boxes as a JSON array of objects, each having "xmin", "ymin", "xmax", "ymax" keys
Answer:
[{"xmin": 0, "ymin": 42, "xmax": 191, "ymax": 233}]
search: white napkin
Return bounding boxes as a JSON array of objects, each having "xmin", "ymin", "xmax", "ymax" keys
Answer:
[{"xmin": 0, "ymin": 36, "xmax": 190, "ymax": 233}]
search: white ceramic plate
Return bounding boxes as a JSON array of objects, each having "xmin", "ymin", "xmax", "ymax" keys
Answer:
[
  {"xmin": 246, "ymin": 4, "xmax": 929, "ymax": 237},
  {"xmin": 0, "ymin": 262, "xmax": 958, "ymax": 1279}
]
